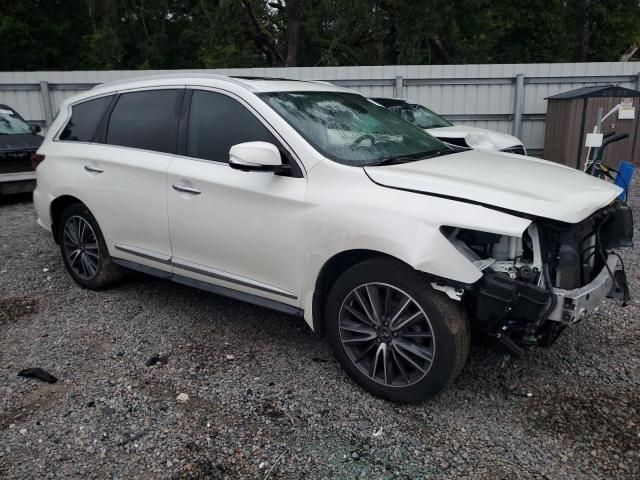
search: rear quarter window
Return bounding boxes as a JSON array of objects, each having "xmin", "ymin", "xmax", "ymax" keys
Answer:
[{"xmin": 59, "ymin": 96, "xmax": 112, "ymax": 142}]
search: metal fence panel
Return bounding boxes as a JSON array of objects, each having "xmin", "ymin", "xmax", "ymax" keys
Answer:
[{"xmin": 1, "ymin": 62, "xmax": 639, "ymax": 153}]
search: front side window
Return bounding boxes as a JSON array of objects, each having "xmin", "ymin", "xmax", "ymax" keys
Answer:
[
  {"xmin": 0, "ymin": 107, "xmax": 31, "ymax": 135},
  {"xmin": 59, "ymin": 96, "xmax": 112, "ymax": 142},
  {"xmin": 106, "ymin": 89, "xmax": 182, "ymax": 154},
  {"xmin": 392, "ymin": 104, "xmax": 452, "ymax": 129},
  {"xmin": 187, "ymin": 90, "xmax": 279, "ymax": 162},
  {"xmin": 259, "ymin": 91, "xmax": 450, "ymax": 166}
]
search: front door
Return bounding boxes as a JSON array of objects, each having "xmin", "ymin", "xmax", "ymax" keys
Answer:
[{"xmin": 167, "ymin": 89, "xmax": 307, "ymax": 304}]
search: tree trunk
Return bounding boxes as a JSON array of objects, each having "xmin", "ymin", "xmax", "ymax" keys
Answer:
[
  {"xmin": 620, "ymin": 43, "xmax": 638, "ymax": 62},
  {"xmin": 241, "ymin": 0, "xmax": 284, "ymax": 66},
  {"xmin": 429, "ymin": 35, "xmax": 450, "ymax": 64},
  {"xmin": 285, "ymin": 0, "xmax": 302, "ymax": 67},
  {"xmin": 580, "ymin": 0, "xmax": 591, "ymax": 61}
]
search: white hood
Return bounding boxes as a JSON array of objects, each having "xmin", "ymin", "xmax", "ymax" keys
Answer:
[
  {"xmin": 364, "ymin": 149, "xmax": 622, "ymax": 223},
  {"xmin": 426, "ymin": 125, "xmax": 523, "ymax": 151}
]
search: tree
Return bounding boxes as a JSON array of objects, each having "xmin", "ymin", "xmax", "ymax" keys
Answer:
[{"xmin": 0, "ymin": 0, "xmax": 638, "ymax": 70}]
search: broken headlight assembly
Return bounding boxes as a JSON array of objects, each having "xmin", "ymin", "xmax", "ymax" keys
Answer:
[{"xmin": 441, "ymin": 200, "xmax": 633, "ymax": 355}]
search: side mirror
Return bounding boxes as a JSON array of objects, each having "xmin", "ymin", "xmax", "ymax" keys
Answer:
[
  {"xmin": 31, "ymin": 123, "xmax": 42, "ymax": 134},
  {"xmin": 401, "ymin": 110, "xmax": 415, "ymax": 122},
  {"xmin": 229, "ymin": 141, "xmax": 289, "ymax": 173}
]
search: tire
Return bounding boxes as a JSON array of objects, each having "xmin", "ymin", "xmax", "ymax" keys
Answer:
[
  {"xmin": 325, "ymin": 257, "xmax": 470, "ymax": 403},
  {"xmin": 58, "ymin": 203, "xmax": 124, "ymax": 290}
]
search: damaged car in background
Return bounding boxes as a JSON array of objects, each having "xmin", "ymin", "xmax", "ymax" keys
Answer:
[
  {"xmin": 33, "ymin": 76, "xmax": 633, "ymax": 403},
  {"xmin": 371, "ymin": 97, "xmax": 526, "ymax": 154},
  {"xmin": 0, "ymin": 103, "xmax": 43, "ymax": 194}
]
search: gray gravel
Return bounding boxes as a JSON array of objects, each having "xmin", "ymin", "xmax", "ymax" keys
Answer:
[{"xmin": 1, "ymin": 189, "xmax": 639, "ymax": 480}]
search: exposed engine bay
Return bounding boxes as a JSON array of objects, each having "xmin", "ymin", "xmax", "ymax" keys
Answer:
[{"xmin": 442, "ymin": 200, "xmax": 633, "ymax": 355}]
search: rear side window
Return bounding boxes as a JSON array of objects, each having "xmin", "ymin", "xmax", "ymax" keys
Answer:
[
  {"xmin": 187, "ymin": 90, "xmax": 279, "ymax": 162},
  {"xmin": 106, "ymin": 89, "xmax": 182, "ymax": 154},
  {"xmin": 59, "ymin": 96, "xmax": 111, "ymax": 142}
]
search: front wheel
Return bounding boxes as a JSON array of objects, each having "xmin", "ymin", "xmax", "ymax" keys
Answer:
[{"xmin": 325, "ymin": 258, "xmax": 470, "ymax": 403}]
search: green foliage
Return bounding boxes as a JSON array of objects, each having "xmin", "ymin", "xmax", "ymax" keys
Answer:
[{"xmin": 0, "ymin": 0, "xmax": 638, "ymax": 70}]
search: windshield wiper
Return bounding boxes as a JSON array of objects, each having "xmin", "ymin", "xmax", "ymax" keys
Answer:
[
  {"xmin": 366, "ymin": 148, "xmax": 455, "ymax": 167},
  {"xmin": 366, "ymin": 157, "xmax": 418, "ymax": 166}
]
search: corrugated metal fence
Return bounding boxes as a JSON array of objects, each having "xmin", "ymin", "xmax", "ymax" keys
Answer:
[{"xmin": 1, "ymin": 62, "xmax": 639, "ymax": 154}]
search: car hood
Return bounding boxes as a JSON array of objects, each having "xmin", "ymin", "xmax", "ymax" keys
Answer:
[
  {"xmin": 0, "ymin": 134, "xmax": 43, "ymax": 154},
  {"xmin": 364, "ymin": 149, "xmax": 622, "ymax": 223},
  {"xmin": 426, "ymin": 125, "xmax": 522, "ymax": 151}
]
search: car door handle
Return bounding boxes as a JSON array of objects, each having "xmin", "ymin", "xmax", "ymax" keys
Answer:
[
  {"xmin": 172, "ymin": 183, "xmax": 201, "ymax": 195},
  {"xmin": 84, "ymin": 165, "xmax": 104, "ymax": 174}
]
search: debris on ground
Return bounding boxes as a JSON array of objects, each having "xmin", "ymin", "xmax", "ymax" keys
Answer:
[
  {"xmin": 144, "ymin": 354, "xmax": 169, "ymax": 367},
  {"xmin": 176, "ymin": 393, "xmax": 189, "ymax": 403},
  {"xmin": 17, "ymin": 367, "xmax": 58, "ymax": 384}
]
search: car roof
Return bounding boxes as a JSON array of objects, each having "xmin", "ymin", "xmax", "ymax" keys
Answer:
[
  {"xmin": 0, "ymin": 103, "xmax": 27, "ymax": 121},
  {"xmin": 90, "ymin": 73, "xmax": 352, "ymax": 95},
  {"xmin": 0, "ymin": 104, "xmax": 19, "ymax": 114}
]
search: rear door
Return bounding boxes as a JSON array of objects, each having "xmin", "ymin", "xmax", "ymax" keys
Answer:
[
  {"xmin": 80, "ymin": 88, "xmax": 184, "ymax": 270},
  {"xmin": 166, "ymin": 88, "xmax": 307, "ymax": 304}
]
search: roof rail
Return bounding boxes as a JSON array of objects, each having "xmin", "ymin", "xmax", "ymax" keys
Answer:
[
  {"xmin": 230, "ymin": 75, "xmax": 300, "ymax": 82},
  {"xmin": 94, "ymin": 72, "xmax": 254, "ymax": 91}
]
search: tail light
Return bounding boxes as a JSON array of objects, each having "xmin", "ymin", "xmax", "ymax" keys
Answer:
[{"xmin": 31, "ymin": 153, "xmax": 45, "ymax": 170}]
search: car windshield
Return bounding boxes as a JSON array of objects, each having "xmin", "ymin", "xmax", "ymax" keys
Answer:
[
  {"xmin": 0, "ymin": 108, "xmax": 32, "ymax": 135},
  {"xmin": 390, "ymin": 104, "xmax": 452, "ymax": 129},
  {"xmin": 259, "ymin": 91, "xmax": 450, "ymax": 166}
]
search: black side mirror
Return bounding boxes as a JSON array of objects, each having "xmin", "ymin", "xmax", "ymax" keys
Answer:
[
  {"xmin": 401, "ymin": 110, "xmax": 415, "ymax": 122},
  {"xmin": 31, "ymin": 124, "xmax": 42, "ymax": 134}
]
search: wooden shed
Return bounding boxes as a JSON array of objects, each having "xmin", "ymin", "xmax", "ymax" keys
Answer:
[{"xmin": 543, "ymin": 85, "xmax": 640, "ymax": 170}]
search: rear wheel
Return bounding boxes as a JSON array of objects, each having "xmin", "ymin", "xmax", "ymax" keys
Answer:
[
  {"xmin": 58, "ymin": 203, "xmax": 123, "ymax": 289},
  {"xmin": 325, "ymin": 258, "xmax": 469, "ymax": 403}
]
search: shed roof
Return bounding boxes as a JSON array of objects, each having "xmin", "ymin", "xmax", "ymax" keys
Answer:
[{"xmin": 546, "ymin": 84, "xmax": 640, "ymax": 100}]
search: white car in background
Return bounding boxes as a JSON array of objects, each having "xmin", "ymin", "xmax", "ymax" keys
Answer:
[
  {"xmin": 371, "ymin": 97, "xmax": 526, "ymax": 154},
  {"xmin": 33, "ymin": 74, "xmax": 631, "ymax": 403}
]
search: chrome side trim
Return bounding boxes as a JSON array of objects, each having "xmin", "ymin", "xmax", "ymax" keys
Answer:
[
  {"xmin": 113, "ymin": 243, "xmax": 172, "ymax": 264},
  {"xmin": 113, "ymin": 244, "xmax": 297, "ymax": 300},
  {"xmin": 112, "ymin": 258, "xmax": 302, "ymax": 317},
  {"xmin": 171, "ymin": 257, "xmax": 298, "ymax": 300}
]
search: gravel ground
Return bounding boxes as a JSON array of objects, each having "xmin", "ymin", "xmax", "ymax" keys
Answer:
[{"xmin": 1, "ymin": 189, "xmax": 638, "ymax": 480}]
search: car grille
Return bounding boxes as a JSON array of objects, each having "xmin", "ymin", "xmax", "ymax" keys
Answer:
[
  {"xmin": 0, "ymin": 151, "xmax": 35, "ymax": 174},
  {"xmin": 501, "ymin": 146, "xmax": 526, "ymax": 155}
]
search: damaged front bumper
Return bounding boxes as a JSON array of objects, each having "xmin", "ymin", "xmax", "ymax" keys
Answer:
[
  {"xmin": 548, "ymin": 254, "xmax": 619, "ymax": 324},
  {"xmin": 470, "ymin": 254, "xmax": 630, "ymax": 354},
  {"xmin": 466, "ymin": 201, "xmax": 633, "ymax": 352}
]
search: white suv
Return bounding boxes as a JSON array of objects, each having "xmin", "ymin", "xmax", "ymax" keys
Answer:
[{"xmin": 33, "ymin": 74, "xmax": 633, "ymax": 402}]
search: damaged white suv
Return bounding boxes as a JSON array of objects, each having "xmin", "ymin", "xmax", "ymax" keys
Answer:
[{"xmin": 33, "ymin": 75, "xmax": 633, "ymax": 402}]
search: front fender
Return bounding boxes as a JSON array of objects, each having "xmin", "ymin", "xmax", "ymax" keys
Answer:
[{"xmin": 300, "ymin": 182, "xmax": 531, "ymax": 329}]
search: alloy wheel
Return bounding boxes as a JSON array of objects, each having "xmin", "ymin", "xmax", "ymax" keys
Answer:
[
  {"xmin": 62, "ymin": 215, "xmax": 100, "ymax": 280},
  {"xmin": 338, "ymin": 283, "xmax": 436, "ymax": 387}
]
